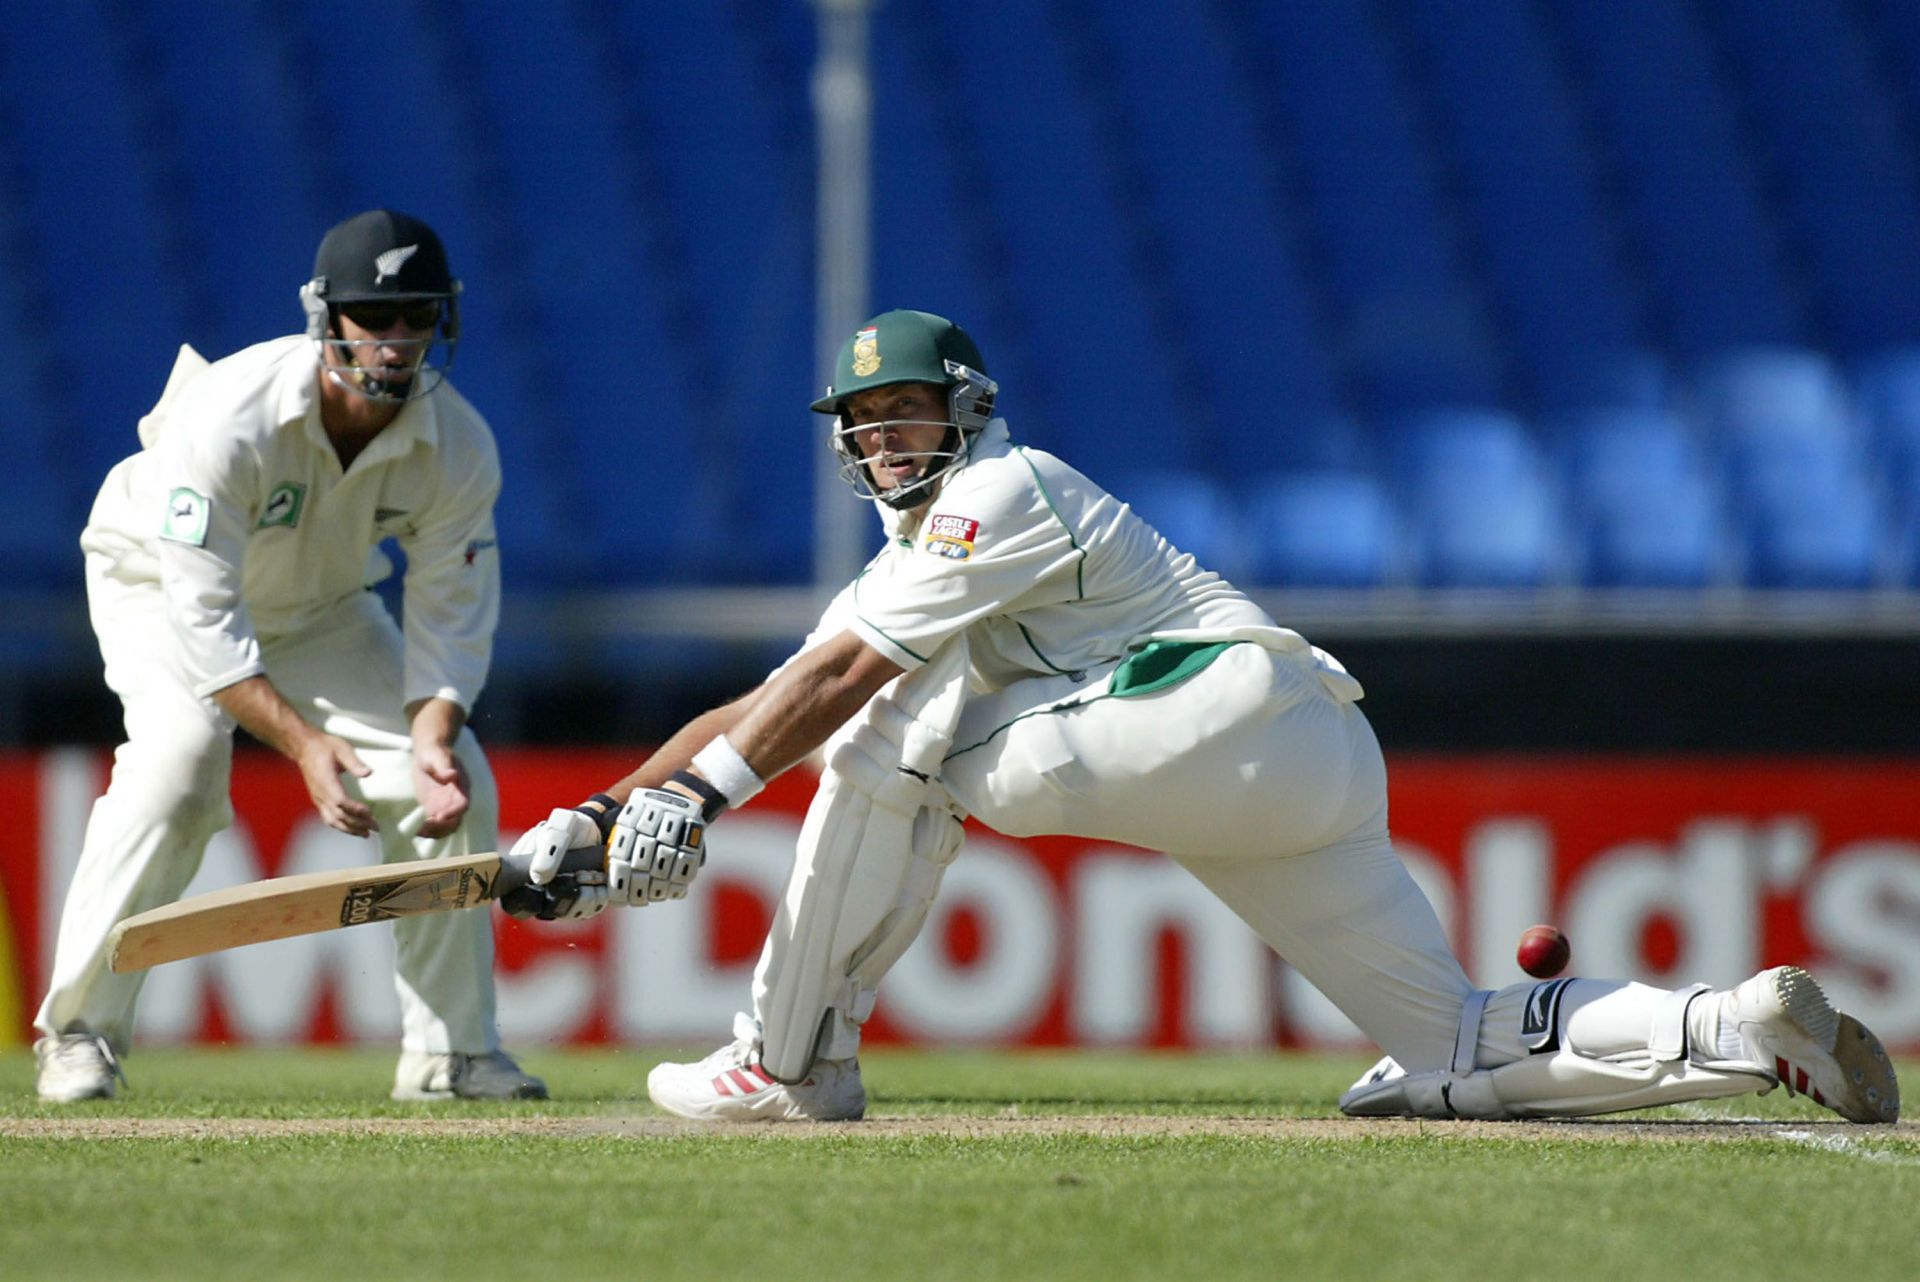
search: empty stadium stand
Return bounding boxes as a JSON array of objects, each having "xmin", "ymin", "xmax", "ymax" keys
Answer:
[{"xmin": 3, "ymin": 0, "xmax": 1918, "ymax": 620}]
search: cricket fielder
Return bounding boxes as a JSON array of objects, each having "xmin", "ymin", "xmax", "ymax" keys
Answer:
[
  {"xmin": 34, "ymin": 210, "xmax": 545, "ymax": 1103},
  {"xmin": 519, "ymin": 310, "xmax": 1898, "ymax": 1125}
]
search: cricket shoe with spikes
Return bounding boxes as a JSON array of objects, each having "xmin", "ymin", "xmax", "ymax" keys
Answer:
[
  {"xmin": 647, "ymin": 1011, "xmax": 865, "ymax": 1122},
  {"xmin": 392, "ymin": 1048, "xmax": 548, "ymax": 1101},
  {"xmin": 1721, "ymin": 966, "xmax": 1899, "ymax": 1124},
  {"xmin": 35, "ymin": 1032, "xmax": 124, "ymax": 1102}
]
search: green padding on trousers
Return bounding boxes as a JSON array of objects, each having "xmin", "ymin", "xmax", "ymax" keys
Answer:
[{"xmin": 1107, "ymin": 640, "xmax": 1245, "ymax": 698}]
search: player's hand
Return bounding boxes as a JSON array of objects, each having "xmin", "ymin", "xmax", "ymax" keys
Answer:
[
  {"xmin": 505, "ymin": 808, "xmax": 611, "ymax": 920},
  {"xmin": 297, "ymin": 733, "xmax": 376, "ymax": 836},
  {"xmin": 517, "ymin": 807, "xmax": 608, "ymax": 887},
  {"xmin": 410, "ymin": 743, "xmax": 471, "ymax": 839},
  {"xmin": 607, "ymin": 789, "xmax": 707, "ymax": 906}
]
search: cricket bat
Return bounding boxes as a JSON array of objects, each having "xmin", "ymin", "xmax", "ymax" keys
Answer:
[{"xmin": 106, "ymin": 845, "xmax": 607, "ymax": 973}]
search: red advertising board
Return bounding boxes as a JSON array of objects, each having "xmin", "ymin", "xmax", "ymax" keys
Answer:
[{"xmin": 5, "ymin": 749, "xmax": 1918, "ymax": 1051}]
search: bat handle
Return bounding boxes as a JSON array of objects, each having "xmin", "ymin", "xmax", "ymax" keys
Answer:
[{"xmin": 495, "ymin": 844, "xmax": 608, "ymax": 918}]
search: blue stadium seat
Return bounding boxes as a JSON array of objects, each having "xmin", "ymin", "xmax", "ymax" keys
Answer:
[
  {"xmin": 1721, "ymin": 433, "xmax": 1871, "ymax": 517},
  {"xmin": 1690, "ymin": 346, "xmax": 1854, "ymax": 444},
  {"xmin": 1744, "ymin": 488, "xmax": 1883, "ymax": 589},
  {"xmin": 8, "ymin": 4, "xmax": 190, "ymax": 494},
  {"xmin": 1557, "ymin": 408, "xmax": 1724, "ymax": 587},
  {"xmin": 1244, "ymin": 0, "xmax": 1504, "ymax": 414},
  {"xmin": 912, "ymin": 0, "xmax": 1191, "ymax": 466},
  {"xmin": 1386, "ymin": 407, "xmax": 1541, "ymax": 491},
  {"xmin": 1245, "ymin": 471, "xmax": 1399, "ymax": 589},
  {"xmin": 1557, "ymin": 408, "xmax": 1706, "ymax": 511},
  {"xmin": 1397, "ymin": 0, "xmax": 1641, "ymax": 398},
  {"xmin": 1533, "ymin": 349, "xmax": 1674, "ymax": 419},
  {"xmin": 1551, "ymin": 0, "xmax": 1801, "ymax": 355},
  {"xmin": 1091, "ymin": 0, "xmax": 1343, "ymax": 441},
  {"xmin": 1851, "ymin": 345, "xmax": 1920, "ymax": 514},
  {"xmin": 1382, "ymin": 408, "xmax": 1561, "ymax": 587},
  {"xmin": 1578, "ymin": 473, "xmax": 1726, "ymax": 589},
  {"xmin": 0, "ymin": 441, "xmax": 79, "ymax": 589},
  {"xmin": 1110, "ymin": 470, "xmax": 1242, "ymax": 579},
  {"xmin": 1706, "ymin": 2, "xmax": 1920, "ymax": 350},
  {"xmin": 1412, "ymin": 469, "xmax": 1563, "ymax": 588}
]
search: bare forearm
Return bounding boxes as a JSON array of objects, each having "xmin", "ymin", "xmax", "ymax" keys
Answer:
[
  {"xmin": 725, "ymin": 654, "xmax": 883, "ymax": 783},
  {"xmin": 405, "ymin": 696, "xmax": 467, "ymax": 753},
  {"xmin": 600, "ymin": 632, "xmax": 900, "ymax": 811},
  {"xmin": 211, "ymin": 675, "xmax": 321, "ymax": 761},
  {"xmin": 711, "ymin": 630, "xmax": 903, "ymax": 787},
  {"xmin": 601, "ymin": 694, "xmax": 758, "ymax": 804}
]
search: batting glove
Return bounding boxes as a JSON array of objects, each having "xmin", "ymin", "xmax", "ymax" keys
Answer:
[
  {"xmin": 607, "ymin": 788, "xmax": 707, "ymax": 905},
  {"xmin": 507, "ymin": 807, "xmax": 612, "ymax": 919}
]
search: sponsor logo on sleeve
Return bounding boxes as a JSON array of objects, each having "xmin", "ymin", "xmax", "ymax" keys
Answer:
[
  {"xmin": 463, "ymin": 537, "xmax": 497, "ymax": 566},
  {"xmin": 923, "ymin": 513, "xmax": 980, "ymax": 561},
  {"xmin": 160, "ymin": 487, "xmax": 212, "ymax": 547},
  {"xmin": 256, "ymin": 482, "xmax": 307, "ymax": 530}
]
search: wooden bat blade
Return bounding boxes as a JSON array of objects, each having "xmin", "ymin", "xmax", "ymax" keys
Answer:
[{"xmin": 106, "ymin": 851, "xmax": 505, "ymax": 973}]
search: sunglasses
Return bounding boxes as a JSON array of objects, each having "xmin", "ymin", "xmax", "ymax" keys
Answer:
[{"xmin": 338, "ymin": 300, "xmax": 442, "ymax": 332}]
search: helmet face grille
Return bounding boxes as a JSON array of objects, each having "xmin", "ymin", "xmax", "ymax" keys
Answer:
[
  {"xmin": 302, "ymin": 279, "xmax": 461, "ymax": 403},
  {"xmin": 816, "ymin": 312, "xmax": 997, "ymax": 509},
  {"xmin": 829, "ymin": 374, "xmax": 994, "ymax": 510},
  {"xmin": 302, "ymin": 210, "xmax": 462, "ymax": 403}
]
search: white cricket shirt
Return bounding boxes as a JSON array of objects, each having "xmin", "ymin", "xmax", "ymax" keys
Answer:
[
  {"xmin": 81, "ymin": 336, "xmax": 503, "ymax": 709},
  {"xmin": 828, "ymin": 419, "xmax": 1280, "ymax": 692}
]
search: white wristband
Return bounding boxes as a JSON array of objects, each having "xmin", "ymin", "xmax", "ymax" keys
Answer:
[{"xmin": 690, "ymin": 735, "xmax": 765, "ymax": 808}]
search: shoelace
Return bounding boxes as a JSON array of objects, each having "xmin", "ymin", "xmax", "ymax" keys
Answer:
[{"xmin": 698, "ymin": 1039, "xmax": 759, "ymax": 1073}]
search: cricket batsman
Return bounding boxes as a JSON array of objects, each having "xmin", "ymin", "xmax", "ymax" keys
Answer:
[{"xmin": 518, "ymin": 309, "xmax": 1898, "ymax": 1125}]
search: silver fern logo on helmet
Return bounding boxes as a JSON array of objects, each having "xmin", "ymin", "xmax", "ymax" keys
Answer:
[{"xmin": 374, "ymin": 244, "xmax": 419, "ymax": 285}]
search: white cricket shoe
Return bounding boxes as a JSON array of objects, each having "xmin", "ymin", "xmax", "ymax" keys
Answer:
[
  {"xmin": 647, "ymin": 1013, "xmax": 865, "ymax": 1122},
  {"xmin": 392, "ymin": 1048, "xmax": 548, "ymax": 1101},
  {"xmin": 1724, "ymin": 966, "xmax": 1899, "ymax": 1123},
  {"xmin": 35, "ymin": 1033, "xmax": 123, "ymax": 1103}
]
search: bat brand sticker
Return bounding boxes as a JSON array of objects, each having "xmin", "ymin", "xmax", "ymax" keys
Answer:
[
  {"xmin": 340, "ymin": 867, "xmax": 494, "ymax": 926},
  {"xmin": 160, "ymin": 487, "xmax": 212, "ymax": 547},
  {"xmin": 257, "ymin": 482, "xmax": 307, "ymax": 530},
  {"xmin": 924, "ymin": 513, "xmax": 979, "ymax": 561}
]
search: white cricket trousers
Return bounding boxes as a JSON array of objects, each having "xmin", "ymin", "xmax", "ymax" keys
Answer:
[
  {"xmin": 942, "ymin": 640, "xmax": 1475, "ymax": 1071},
  {"xmin": 35, "ymin": 550, "xmax": 503, "ymax": 1056}
]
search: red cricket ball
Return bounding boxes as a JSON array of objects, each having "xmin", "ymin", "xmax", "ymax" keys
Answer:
[{"xmin": 1516, "ymin": 924, "xmax": 1572, "ymax": 978}]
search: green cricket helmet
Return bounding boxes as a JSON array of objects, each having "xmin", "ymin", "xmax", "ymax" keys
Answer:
[{"xmin": 811, "ymin": 309, "xmax": 998, "ymax": 510}]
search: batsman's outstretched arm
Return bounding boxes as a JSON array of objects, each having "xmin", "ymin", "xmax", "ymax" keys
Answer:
[
  {"xmin": 593, "ymin": 688, "xmax": 764, "ymax": 809},
  {"xmin": 521, "ymin": 632, "xmax": 903, "ymax": 906},
  {"xmin": 717, "ymin": 630, "xmax": 905, "ymax": 787},
  {"xmin": 588, "ymin": 629, "xmax": 901, "ymax": 816}
]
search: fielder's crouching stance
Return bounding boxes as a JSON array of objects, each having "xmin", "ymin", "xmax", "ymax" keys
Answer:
[
  {"xmin": 35, "ymin": 210, "xmax": 544, "ymax": 1104},
  {"xmin": 519, "ymin": 310, "xmax": 1899, "ymax": 1125}
]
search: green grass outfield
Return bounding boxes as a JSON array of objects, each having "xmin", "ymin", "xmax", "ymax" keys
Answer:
[{"xmin": 2, "ymin": 1046, "xmax": 1916, "ymax": 1282}]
